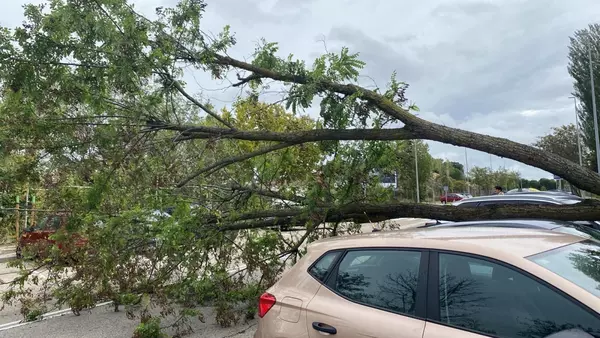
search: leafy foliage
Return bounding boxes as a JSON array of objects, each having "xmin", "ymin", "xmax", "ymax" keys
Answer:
[
  {"xmin": 568, "ymin": 24, "xmax": 600, "ymax": 171},
  {"xmin": 0, "ymin": 2, "xmax": 599, "ymax": 337},
  {"xmin": 534, "ymin": 124, "xmax": 588, "ymax": 165}
]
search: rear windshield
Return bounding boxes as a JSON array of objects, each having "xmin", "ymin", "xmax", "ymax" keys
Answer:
[{"xmin": 528, "ymin": 240, "xmax": 600, "ymax": 298}]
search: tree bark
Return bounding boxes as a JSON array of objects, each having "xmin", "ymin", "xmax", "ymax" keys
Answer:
[{"xmin": 204, "ymin": 201, "xmax": 600, "ymax": 232}]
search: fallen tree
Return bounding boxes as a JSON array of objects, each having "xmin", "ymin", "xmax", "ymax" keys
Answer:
[{"xmin": 1, "ymin": 0, "xmax": 600, "ymax": 336}]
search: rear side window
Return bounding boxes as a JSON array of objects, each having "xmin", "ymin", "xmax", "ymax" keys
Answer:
[
  {"xmin": 477, "ymin": 200, "xmax": 517, "ymax": 206},
  {"xmin": 308, "ymin": 251, "xmax": 341, "ymax": 282},
  {"xmin": 333, "ymin": 250, "xmax": 422, "ymax": 316}
]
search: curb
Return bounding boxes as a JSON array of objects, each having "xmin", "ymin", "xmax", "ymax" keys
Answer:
[{"xmin": 0, "ymin": 301, "xmax": 113, "ymax": 331}]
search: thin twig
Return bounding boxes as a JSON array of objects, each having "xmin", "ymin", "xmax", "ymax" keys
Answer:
[{"xmin": 177, "ymin": 142, "xmax": 296, "ymax": 188}]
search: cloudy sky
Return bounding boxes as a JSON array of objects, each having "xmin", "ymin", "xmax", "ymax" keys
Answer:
[{"xmin": 4, "ymin": 0, "xmax": 600, "ymax": 179}]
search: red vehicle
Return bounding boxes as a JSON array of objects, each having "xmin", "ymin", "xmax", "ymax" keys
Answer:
[
  {"xmin": 439, "ymin": 193, "xmax": 464, "ymax": 204},
  {"xmin": 16, "ymin": 212, "xmax": 87, "ymax": 259}
]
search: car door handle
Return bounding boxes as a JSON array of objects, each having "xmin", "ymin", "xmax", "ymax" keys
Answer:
[{"xmin": 312, "ymin": 322, "xmax": 337, "ymax": 335}]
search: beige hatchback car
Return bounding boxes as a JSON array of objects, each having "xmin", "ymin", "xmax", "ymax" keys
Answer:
[{"xmin": 254, "ymin": 227, "xmax": 600, "ymax": 338}]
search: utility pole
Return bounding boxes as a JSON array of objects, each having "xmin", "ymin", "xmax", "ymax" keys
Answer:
[
  {"xmin": 414, "ymin": 141, "xmax": 420, "ymax": 203},
  {"xmin": 24, "ymin": 186, "xmax": 29, "ymax": 229},
  {"xmin": 15, "ymin": 196, "xmax": 20, "ymax": 244},
  {"xmin": 570, "ymin": 96, "xmax": 584, "ymax": 166},
  {"xmin": 393, "ymin": 170, "xmax": 398, "ymax": 199},
  {"xmin": 464, "ymin": 148, "xmax": 470, "ymax": 194},
  {"xmin": 589, "ymin": 48, "xmax": 600, "ymax": 173}
]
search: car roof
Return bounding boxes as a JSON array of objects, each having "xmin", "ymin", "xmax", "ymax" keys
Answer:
[
  {"xmin": 428, "ymin": 219, "xmax": 574, "ymax": 230},
  {"xmin": 308, "ymin": 227, "xmax": 583, "ymax": 259},
  {"xmin": 507, "ymin": 191, "xmax": 582, "ymax": 199},
  {"xmin": 453, "ymin": 194, "xmax": 581, "ymax": 205}
]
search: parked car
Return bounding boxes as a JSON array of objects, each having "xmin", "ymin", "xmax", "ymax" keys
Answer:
[
  {"xmin": 452, "ymin": 194, "xmax": 583, "ymax": 207},
  {"xmin": 506, "ymin": 188, "xmax": 540, "ymax": 194},
  {"xmin": 254, "ymin": 227, "xmax": 600, "ymax": 338},
  {"xmin": 439, "ymin": 193, "xmax": 464, "ymax": 204},
  {"xmin": 419, "ymin": 219, "xmax": 600, "ymax": 240},
  {"xmin": 449, "ymin": 194, "xmax": 599, "ymax": 227},
  {"xmin": 505, "ymin": 190, "xmax": 580, "ymax": 199},
  {"xmin": 16, "ymin": 212, "xmax": 87, "ymax": 259},
  {"xmin": 421, "ymin": 194, "xmax": 599, "ymax": 230},
  {"xmin": 16, "ymin": 208, "xmax": 171, "ymax": 259}
]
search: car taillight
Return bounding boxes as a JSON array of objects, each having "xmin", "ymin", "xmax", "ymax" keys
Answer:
[{"xmin": 258, "ymin": 292, "xmax": 276, "ymax": 318}]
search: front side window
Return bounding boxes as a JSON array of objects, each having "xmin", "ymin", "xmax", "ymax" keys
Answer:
[
  {"xmin": 333, "ymin": 250, "xmax": 422, "ymax": 316},
  {"xmin": 438, "ymin": 253, "xmax": 600, "ymax": 338},
  {"xmin": 528, "ymin": 240, "xmax": 600, "ymax": 298}
]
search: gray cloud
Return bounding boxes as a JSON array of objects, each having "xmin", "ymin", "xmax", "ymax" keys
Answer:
[
  {"xmin": 327, "ymin": 26, "xmax": 424, "ymax": 88},
  {"xmin": 208, "ymin": 0, "xmax": 308, "ymax": 26},
  {"xmin": 431, "ymin": 0, "xmax": 499, "ymax": 17}
]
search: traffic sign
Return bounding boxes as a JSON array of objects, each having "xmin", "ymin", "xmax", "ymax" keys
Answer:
[
  {"xmin": 443, "ymin": 185, "xmax": 449, "ymax": 192},
  {"xmin": 553, "ymin": 175, "xmax": 561, "ymax": 180}
]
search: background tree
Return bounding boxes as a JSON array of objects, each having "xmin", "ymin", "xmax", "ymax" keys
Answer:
[
  {"xmin": 449, "ymin": 162, "xmax": 465, "ymax": 180},
  {"xmin": 533, "ymin": 123, "xmax": 587, "ymax": 194},
  {"xmin": 568, "ymin": 23, "xmax": 600, "ymax": 171},
  {"xmin": 533, "ymin": 124, "xmax": 588, "ymax": 166}
]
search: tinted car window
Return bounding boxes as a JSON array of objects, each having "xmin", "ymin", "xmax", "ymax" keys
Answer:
[
  {"xmin": 477, "ymin": 200, "xmax": 519, "ymax": 206},
  {"xmin": 515, "ymin": 200, "xmax": 554, "ymax": 205},
  {"xmin": 438, "ymin": 253, "xmax": 600, "ymax": 338},
  {"xmin": 455, "ymin": 201, "xmax": 478, "ymax": 207},
  {"xmin": 308, "ymin": 251, "xmax": 340, "ymax": 282},
  {"xmin": 334, "ymin": 250, "xmax": 421, "ymax": 315}
]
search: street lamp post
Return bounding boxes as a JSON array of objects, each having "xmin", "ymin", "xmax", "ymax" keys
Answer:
[
  {"xmin": 414, "ymin": 140, "xmax": 420, "ymax": 203},
  {"xmin": 569, "ymin": 96, "xmax": 584, "ymax": 166},
  {"xmin": 589, "ymin": 49, "xmax": 600, "ymax": 173},
  {"xmin": 464, "ymin": 148, "xmax": 470, "ymax": 194}
]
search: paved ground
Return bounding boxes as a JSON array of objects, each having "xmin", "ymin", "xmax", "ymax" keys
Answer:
[
  {"xmin": 0, "ymin": 304, "xmax": 257, "ymax": 338},
  {"xmin": 0, "ymin": 218, "xmax": 429, "ymax": 337}
]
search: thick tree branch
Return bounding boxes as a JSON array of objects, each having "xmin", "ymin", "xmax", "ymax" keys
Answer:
[
  {"xmin": 150, "ymin": 124, "xmax": 417, "ymax": 143},
  {"xmin": 211, "ymin": 201, "xmax": 600, "ymax": 232}
]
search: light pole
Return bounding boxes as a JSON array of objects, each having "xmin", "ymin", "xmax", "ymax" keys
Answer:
[
  {"xmin": 464, "ymin": 148, "xmax": 470, "ymax": 194},
  {"xmin": 589, "ymin": 48, "xmax": 600, "ymax": 173},
  {"xmin": 569, "ymin": 96, "xmax": 584, "ymax": 166},
  {"xmin": 414, "ymin": 140, "xmax": 420, "ymax": 203}
]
